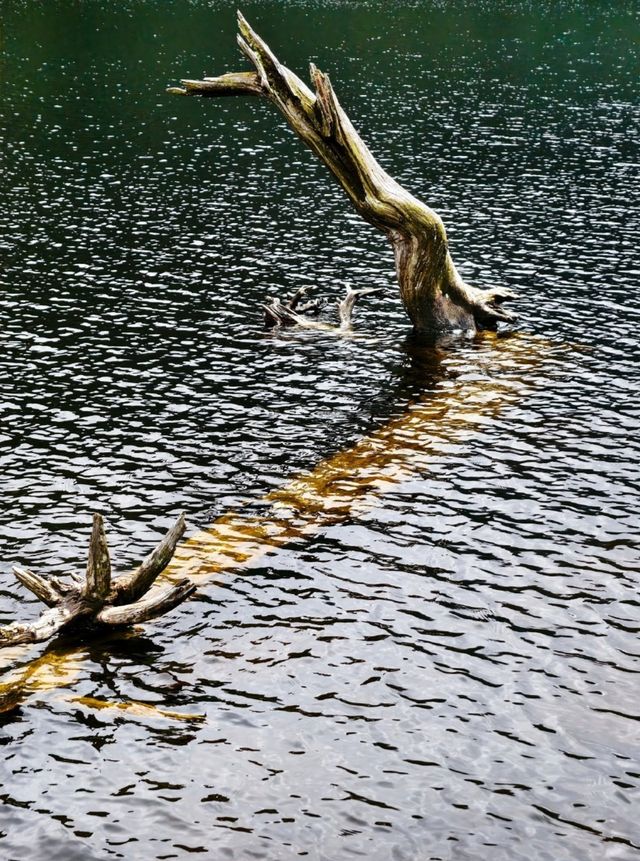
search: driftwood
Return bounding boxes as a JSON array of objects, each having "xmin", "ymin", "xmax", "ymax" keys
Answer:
[
  {"xmin": 169, "ymin": 12, "xmax": 516, "ymax": 336},
  {"xmin": 0, "ymin": 513, "xmax": 195, "ymax": 647}
]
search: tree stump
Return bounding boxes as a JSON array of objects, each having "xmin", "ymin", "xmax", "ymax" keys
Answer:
[
  {"xmin": 0, "ymin": 514, "xmax": 195, "ymax": 647},
  {"xmin": 169, "ymin": 12, "xmax": 517, "ymax": 336}
]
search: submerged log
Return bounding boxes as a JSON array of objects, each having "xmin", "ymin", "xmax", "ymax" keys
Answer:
[
  {"xmin": 0, "ymin": 514, "xmax": 195, "ymax": 648},
  {"xmin": 0, "ymin": 334, "xmax": 556, "ymax": 710},
  {"xmin": 169, "ymin": 12, "xmax": 516, "ymax": 336}
]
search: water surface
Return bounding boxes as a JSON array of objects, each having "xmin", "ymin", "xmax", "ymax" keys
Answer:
[{"xmin": 0, "ymin": 1, "xmax": 639, "ymax": 859}]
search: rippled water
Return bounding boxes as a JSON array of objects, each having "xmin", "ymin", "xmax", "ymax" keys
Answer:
[{"xmin": 1, "ymin": 1, "xmax": 639, "ymax": 858}]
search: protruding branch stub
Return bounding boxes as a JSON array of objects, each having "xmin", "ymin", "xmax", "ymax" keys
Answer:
[
  {"xmin": 84, "ymin": 513, "xmax": 111, "ymax": 602},
  {"xmin": 0, "ymin": 513, "xmax": 195, "ymax": 648}
]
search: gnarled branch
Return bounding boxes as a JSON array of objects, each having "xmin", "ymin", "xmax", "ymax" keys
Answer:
[
  {"xmin": 111, "ymin": 512, "xmax": 186, "ymax": 604},
  {"xmin": 12, "ymin": 566, "xmax": 64, "ymax": 608},
  {"xmin": 169, "ymin": 12, "xmax": 516, "ymax": 335},
  {"xmin": 83, "ymin": 513, "xmax": 111, "ymax": 602},
  {"xmin": 97, "ymin": 579, "xmax": 195, "ymax": 626}
]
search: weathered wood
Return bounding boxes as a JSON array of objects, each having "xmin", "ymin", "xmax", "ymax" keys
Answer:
[
  {"xmin": 111, "ymin": 513, "xmax": 186, "ymax": 604},
  {"xmin": 169, "ymin": 12, "xmax": 517, "ymax": 336},
  {"xmin": 264, "ymin": 284, "xmax": 379, "ymax": 332},
  {"xmin": 338, "ymin": 287, "xmax": 381, "ymax": 329},
  {"xmin": 12, "ymin": 566, "xmax": 63, "ymax": 608},
  {"xmin": 97, "ymin": 579, "xmax": 196, "ymax": 626},
  {"xmin": 0, "ymin": 599, "xmax": 87, "ymax": 647},
  {"xmin": 0, "ymin": 514, "xmax": 194, "ymax": 648}
]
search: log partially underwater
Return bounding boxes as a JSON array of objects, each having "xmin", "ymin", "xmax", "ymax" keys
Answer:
[
  {"xmin": 263, "ymin": 285, "xmax": 381, "ymax": 332},
  {"xmin": 169, "ymin": 12, "xmax": 517, "ymax": 336},
  {"xmin": 0, "ymin": 514, "xmax": 195, "ymax": 647}
]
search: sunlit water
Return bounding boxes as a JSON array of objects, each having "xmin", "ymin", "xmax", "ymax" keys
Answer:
[{"xmin": 1, "ymin": 1, "xmax": 639, "ymax": 859}]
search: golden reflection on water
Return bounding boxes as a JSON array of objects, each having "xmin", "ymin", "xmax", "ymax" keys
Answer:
[
  {"xmin": 0, "ymin": 647, "xmax": 86, "ymax": 713},
  {"xmin": 0, "ymin": 332, "xmax": 556, "ymax": 714},
  {"xmin": 68, "ymin": 695, "xmax": 206, "ymax": 723}
]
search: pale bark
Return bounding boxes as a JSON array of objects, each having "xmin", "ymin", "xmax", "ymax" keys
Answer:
[
  {"xmin": 0, "ymin": 513, "xmax": 195, "ymax": 647},
  {"xmin": 169, "ymin": 12, "xmax": 516, "ymax": 335}
]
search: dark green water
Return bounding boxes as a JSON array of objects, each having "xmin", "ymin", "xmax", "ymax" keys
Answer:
[{"xmin": 1, "ymin": 2, "xmax": 639, "ymax": 859}]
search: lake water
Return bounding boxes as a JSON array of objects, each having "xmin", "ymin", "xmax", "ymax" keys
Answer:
[{"xmin": 1, "ymin": 1, "xmax": 639, "ymax": 859}]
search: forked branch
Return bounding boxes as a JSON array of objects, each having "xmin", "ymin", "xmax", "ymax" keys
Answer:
[{"xmin": 0, "ymin": 514, "xmax": 195, "ymax": 648}]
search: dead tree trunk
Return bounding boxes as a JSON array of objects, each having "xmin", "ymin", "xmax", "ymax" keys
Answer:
[
  {"xmin": 169, "ymin": 12, "xmax": 516, "ymax": 335},
  {"xmin": 0, "ymin": 514, "xmax": 195, "ymax": 647}
]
